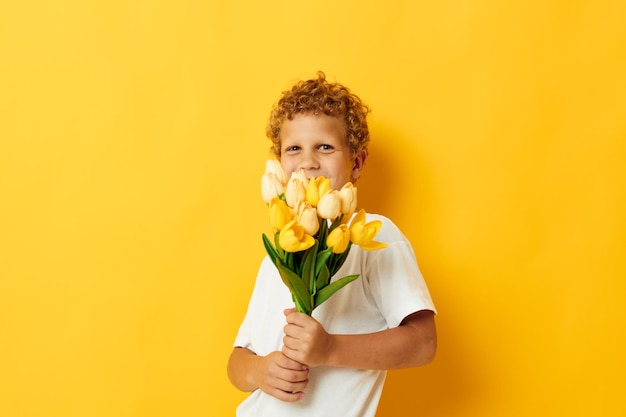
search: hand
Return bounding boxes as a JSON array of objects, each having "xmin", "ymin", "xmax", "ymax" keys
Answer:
[
  {"xmin": 254, "ymin": 351, "xmax": 309, "ymax": 402},
  {"xmin": 282, "ymin": 308, "xmax": 335, "ymax": 367}
]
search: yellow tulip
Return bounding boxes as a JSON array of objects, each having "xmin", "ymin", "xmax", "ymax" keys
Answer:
[
  {"xmin": 338, "ymin": 182, "xmax": 357, "ymax": 215},
  {"xmin": 269, "ymin": 197, "xmax": 292, "ymax": 231},
  {"xmin": 264, "ymin": 159, "xmax": 287, "ymax": 184},
  {"xmin": 261, "ymin": 173, "xmax": 285, "ymax": 203},
  {"xmin": 349, "ymin": 209, "xmax": 388, "ymax": 251},
  {"xmin": 296, "ymin": 201, "xmax": 320, "ymax": 236},
  {"xmin": 279, "ymin": 220, "xmax": 315, "ymax": 252},
  {"xmin": 317, "ymin": 190, "xmax": 342, "ymax": 220},
  {"xmin": 285, "ymin": 171, "xmax": 308, "ymax": 208},
  {"xmin": 326, "ymin": 224, "xmax": 351, "ymax": 253},
  {"xmin": 306, "ymin": 176, "xmax": 332, "ymax": 207}
]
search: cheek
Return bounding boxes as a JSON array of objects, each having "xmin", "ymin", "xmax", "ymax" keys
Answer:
[
  {"xmin": 280, "ymin": 159, "xmax": 294, "ymax": 177},
  {"xmin": 330, "ymin": 171, "xmax": 349, "ymax": 190}
]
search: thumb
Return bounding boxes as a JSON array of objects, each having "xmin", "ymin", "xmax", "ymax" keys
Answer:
[{"xmin": 283, "ymin": 307, "xmax": 297, "ymax": 316}]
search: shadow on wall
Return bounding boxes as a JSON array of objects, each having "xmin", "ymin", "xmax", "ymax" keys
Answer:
[
  {"xmin": 376, "ymin": 315, "xmax": 474, "ymax": 417},
  {"xmin": 358, "ymin": 126, "xmax": 476, "ymax": 416},
  {"xmin": 356, "ymin": 132, "xmax": 395, "ymax": 218},
  {"xmin": 357, "ymin": 124, "xmax": 431, "ymax": 223}
]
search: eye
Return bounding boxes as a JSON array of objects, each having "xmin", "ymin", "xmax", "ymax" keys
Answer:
[
  {"xmin": 284, "ymin": 145, "xmax": 301, "ymax": 153},
  {"xmin": 318, "ymin": 144, "xmax": 334, "ymax": 152}
]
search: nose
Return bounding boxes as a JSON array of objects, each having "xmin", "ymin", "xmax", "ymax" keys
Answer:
[{"xmin": 298, "ymin": 150, "xmax": 319, "ymax": 172}]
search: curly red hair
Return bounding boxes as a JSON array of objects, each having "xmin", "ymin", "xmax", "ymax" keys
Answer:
[{"xmin": 266, "ymin": 71, "xmax": 370, "ymax": 157}]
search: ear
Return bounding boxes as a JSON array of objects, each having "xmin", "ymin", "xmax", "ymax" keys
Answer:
[{"xmin": 350, "ymin": 150, "xmax": 367, "ymax": 183}]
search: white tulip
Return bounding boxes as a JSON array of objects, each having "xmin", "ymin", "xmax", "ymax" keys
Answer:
[
  {"xmin": 296, "ymin": 202, "xmax": 320, "ymax": 236},
  {"xmin": 285, "ymin": 172, "xmax": 307, "ymax": 208},
  {"xmin": 264, "ymin": 159, "xmax": 287, "ymax": 184},
  {"xmin": 339, "ymin": 182, "xmax": 358, "ymax": 215},
  {"xmin": 261, "ymin": 173, "xmax": 284, "ymax": 204},
  {"xmin": 317, "ymin": 190, "xmax": 342, "ymax": 220}
]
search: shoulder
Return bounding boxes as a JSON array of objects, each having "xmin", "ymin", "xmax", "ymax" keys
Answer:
[{"xmin": 363, "ymin": 212, "xmax": 408, "ymax": 245}]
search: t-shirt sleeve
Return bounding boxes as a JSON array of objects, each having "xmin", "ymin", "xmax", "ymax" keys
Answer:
[
  {"xmin": 232, "ymin": 258, "xmax": 272, "ymax": 351},
  {"xmin": 232, "ymin": 256, "xmax": 290, "ymax": 355},
  {"xmin": 366, "ymin": 219, "xmax": 436, "ymax": 328},
  {"xmin": 233, "ymin": 295, "xmax": 254, "ymax": 350}
]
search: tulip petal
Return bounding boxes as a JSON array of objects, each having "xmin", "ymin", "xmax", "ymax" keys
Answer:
[
  {"xmin": 269, "ymin": 197, "xmax": 292, "ymax": 231},
  {"xmin": 349, "ymin": 213, "xmax": 387, "ymax": 251},
  {"xmin": 317, "ymin": 190, "xmax": 342, "ymax": 220},
  {"xmin": 359, "ymin": 241, "xmax": 388, "ymax": 251},
  {"xmin": 279, "ymin": 220, "xmax": 316, "ymax": 252},
  {"xmin": 265, "ymin": 159, "xmax": 287, "ymax": 183},
  {"xmin": 326, "ymin": 224, "xmax": 351, "ymax": 254}
]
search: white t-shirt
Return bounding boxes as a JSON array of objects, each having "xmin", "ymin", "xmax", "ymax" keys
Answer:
[{"xmin": 233, "ymin": 214, "xmax": 436, "ymax": 417}]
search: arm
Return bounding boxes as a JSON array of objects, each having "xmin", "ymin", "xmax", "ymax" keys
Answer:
[
  {"xmin": 282, "ymin": 309, "xmax": 436, "ymax": 370},
  {"xmin": 227, "ymin": 346, "xmax": 310, "ymax": 402}
]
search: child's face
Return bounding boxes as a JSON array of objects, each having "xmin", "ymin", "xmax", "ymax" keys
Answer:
[{"xmin": 279, "ymin": 113, "xmax": 365, "ymax": 190}]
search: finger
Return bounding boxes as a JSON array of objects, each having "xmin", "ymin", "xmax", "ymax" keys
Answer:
[
  {"xmin": 283, "ymin": 322, "xmax": 306, "ymax": 339},
  {"xmin": 278, "ymin": 352, "xmax": 307, "ymax": 370},
  {"xmin": 281, "ymin": 344, "xmax": 305, "ymax": 364},
  {"xmin": 282, "ymin": 335, "xmax": 299, "ymax": 354},
  {"xmin": 268, "ymin": 387, "xmax": 306, "ymax": 403},
  {"xmin": 274, "ymin": 367, "xmax": 309, "ymax": 385},
  {"xmin": 266, "ymin": 369, "xmax": 309, "ymax": 399},
  {"xmin": 284, "ymin": 310, "xmax": 311, "ymax": 327}
]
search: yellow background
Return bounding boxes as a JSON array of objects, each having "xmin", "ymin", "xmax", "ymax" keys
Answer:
[{"xmin": 1, "ymin": 1, "xmax": 625, "ymax": 416}]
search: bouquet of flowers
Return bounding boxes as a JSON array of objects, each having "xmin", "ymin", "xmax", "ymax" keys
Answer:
[{"xmin": 260, "ymin": 159, "xmax": 387, "ymax": 316}]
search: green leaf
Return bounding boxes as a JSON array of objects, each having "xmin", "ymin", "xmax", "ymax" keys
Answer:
[
  {"xmin": 262, "ymin": 234, "xmax": 279, "ymax": 266},
  {"xmin": 317, "ymin": 217, "xmax": 328, "ymax": 249},
  {"xmin": 327, "ymin": 253, "xmax": 339, "ymax": 276},
  {"xmin": 277, "ymin": 259, "xmax": 312, "ymax": 315},
  {"xmin": 329, "ymin": 216, "xmax": 343, "ymax": 230},
  {"xmin": 302, "ymin": 242, "xmax": 318, "ymax": 296},
  {"xmin": 294, "ymin": 250, "xmax": 305, "ymax": 276},
  {"xmin": 315, "ymin": 248, "xmax": 333, "ymax": 277},
  {"xmin": 286, "ymin": 251, "xmax": 295, "ymax": 272},
  {"xmin": 329, "ymin": 242, "xmax": 352, "ymax": 275},
  {"xmin": 314, "ymin": 274, "xmax": 360, "ymax": 309},
  {"xmin": 291, "ymin": 293, "xmax": 307, "ymax": 315},
  {"xmin": 274, "ymin": 232, "xmax": 285, "ymax": 260},
  {"xmin": 316, "ymin": 263, "xmax": 331, "ymax": 289}
]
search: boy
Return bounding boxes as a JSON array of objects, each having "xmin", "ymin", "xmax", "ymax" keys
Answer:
[{"xmin": 227, "ymin": 72, "xmax": 437, "ymax": 416}]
